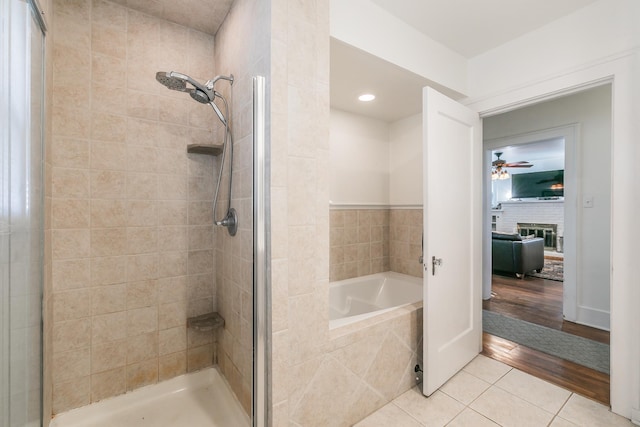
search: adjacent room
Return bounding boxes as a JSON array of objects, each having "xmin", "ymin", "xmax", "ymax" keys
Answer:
[{"xmin": 482, "ymin": 86, "xmax": 613, "ymax": 405}]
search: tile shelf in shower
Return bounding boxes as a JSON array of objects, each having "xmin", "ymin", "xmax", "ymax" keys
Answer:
[
  {"xmin": 187, "ymin": 144, "xmax": 223, "ymax": 155},
  {"xmin": 187, "ymin": 312, "xmax": 225, "ymax": 332}
]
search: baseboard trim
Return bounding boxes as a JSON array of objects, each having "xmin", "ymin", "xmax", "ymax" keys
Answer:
[{"xmin": 576, "ymin": 306, "xmax": 610, "ymax": 331}]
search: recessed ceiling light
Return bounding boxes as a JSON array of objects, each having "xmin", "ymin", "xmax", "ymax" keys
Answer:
[{"xmin": 358, "ymin": 94, "xmax": 375, "ymax": 102}]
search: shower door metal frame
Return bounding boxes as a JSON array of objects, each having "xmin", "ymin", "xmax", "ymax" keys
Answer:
[{"xmin": 252, "ymin": 75, "xmax": 269, "ymax": 427}]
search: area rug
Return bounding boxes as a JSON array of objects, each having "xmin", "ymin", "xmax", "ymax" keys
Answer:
[
  {"xmin": 530, "ymin": 258, "xmax": 563, "ymax": 281},
  {"xmin": 483, "ymin": 310, "xmax": 609, "ymax": 374}
]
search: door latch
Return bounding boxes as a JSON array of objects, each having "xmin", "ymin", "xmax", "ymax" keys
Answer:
[{"xmin": 432, "ymin": 256, "xmax": 442, "ymax": 276}]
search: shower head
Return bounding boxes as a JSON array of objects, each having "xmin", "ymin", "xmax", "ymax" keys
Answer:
[
  {"xmin": 155, "ymin": 71, "xmax": 188, "ymax": 92},
  {"xmin": 156, "ymin": 71, "xmax": 232, "ymax": 125},
  {"xmin": 189, "ymin": 88, "xmax": 213, "ymax": 104},
  {"xmin": 156, "ymin": 71, "xmax": 214, "ymax": 102}
]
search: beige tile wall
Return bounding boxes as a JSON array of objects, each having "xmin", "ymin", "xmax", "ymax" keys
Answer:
[
  {"xmin": 329, "ymin": 209, "xmax": 390, "ymax": 282},
  {"xmin": 389, "ymin": 209, "xmax": 424, "ymax": 278},
  {"xmin": 294, "ymin": 306, "xmax": 423, "ymax": 426},
  {"xmin": 50, "ymin": 0, "xmax": 220, "ymax": 414},
  {"xmin": 270, "ymin": 0, "xmax": 426, "ymax": 424},
  {"xmin": 212, "ymin": 0, "xmax": 270, "ymax": 415},
  {"xmin": 269, "ymin": 0, "xmax": 332, "ymax": 423},
  {"xmin": 330, "ymin": 208, "xmax": 423, "ymax": 282}
]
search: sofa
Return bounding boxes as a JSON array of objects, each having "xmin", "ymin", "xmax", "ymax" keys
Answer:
[{"xmin": 491, "ymin": 231, "xmax": 544, "ymax": 278}]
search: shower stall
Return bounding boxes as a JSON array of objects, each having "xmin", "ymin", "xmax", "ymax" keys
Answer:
[
  {"xmin": 1, "ymin": 0, "xmax": 46, "ymax": 426},
  {"xmin": 3, "ymin": 0, "xmax": 270, "ymax": 425}
]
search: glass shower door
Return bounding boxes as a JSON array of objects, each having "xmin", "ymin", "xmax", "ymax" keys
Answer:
[{"xmin": 1, "ymin": 0, "xmax": 46, "ymax": 425}]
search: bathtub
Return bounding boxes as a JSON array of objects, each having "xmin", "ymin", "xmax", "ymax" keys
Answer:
[{"xmin": 329, "ymin": 271, "xmax": 422, "ymax": 329}]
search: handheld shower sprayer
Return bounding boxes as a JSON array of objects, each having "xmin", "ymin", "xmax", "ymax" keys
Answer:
[{"xmin": 155, "ymin": 70, "xmax": 237, "ymax": 235}]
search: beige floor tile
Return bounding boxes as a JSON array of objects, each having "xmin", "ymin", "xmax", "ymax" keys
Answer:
[
  {"xmin": 440, "ymin": 370, "xmax": 491, "ymax": 405},
  {"xmin": 470, "ymin": 386, "xmax": 554, "ymax": 427},
  {"xmin": 353, "ymin": 403, "xmax": 422, "ymax": 427},
  {"xmin": 393, "ymin": 388, "xmax": 464, "ymax": 427},
  {"xmin": 549, "ymin": 416, "xmax": 580, "ymax": 426},
  {"xmin": 462, "ymin": 354, "xmax": 512, "ymax": 384},
  {"xmin": 558, "ymin": 394, "xmax": 635, "ymax": 427},
  {"xmin": 495, "ymin": 369, "xmax": 572, "ymax": 414},
  {"xmin": 447, "ymin": 408, "xmax": 500, "ymax": 427}
]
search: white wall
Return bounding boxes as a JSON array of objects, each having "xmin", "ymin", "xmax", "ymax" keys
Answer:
[
  {"xmin": 329, "ymin": 109, "xmax": 390, "ymax": 205},
  {"xmin": 485, "ymin": 85, "xmax": 612, "ymax": 331},
  {"xmin": 467, "ymin": 0, "xmax": 640, "ymax": 100},
  {"xmin": 330, "ymin": 0, "xmax": 467, "ymax": 97},
  {"xmin": 330, "ymin": 109, "xmax": 423, "ymax": 207},
  {"xmin": 389, "ymin": 113, "xmax": 422, "ymax": 205}
]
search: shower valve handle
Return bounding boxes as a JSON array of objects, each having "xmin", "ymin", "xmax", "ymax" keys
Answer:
[{"xmin": 215, "ymin": 208, "xmax": 238, "ymax": 237}]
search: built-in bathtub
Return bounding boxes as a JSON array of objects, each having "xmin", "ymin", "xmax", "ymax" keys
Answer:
[
  {"xmin": 324, "ymin": 271, "xmax": 424, "ymax": 424},
  {"xmin": 329, "ymin": 271, "xmax": 422, "ymax": 329}
]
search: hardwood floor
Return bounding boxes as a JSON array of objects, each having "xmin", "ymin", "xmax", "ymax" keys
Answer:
[
  {"xmin": 484, "ymin": 273, "xmax": 609, "ymax": 344},
  {"xmin": 483, "ymin": 333, "xmax": 610, "ymax": 406},
  {"xmin": 482, "ymin": 272, "xmax": 610, "ymax": 405}
]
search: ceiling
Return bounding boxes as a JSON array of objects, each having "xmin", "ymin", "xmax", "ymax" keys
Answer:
[
  {"xmin": 116, "ymin": 0, "xmax": 233, "ymax": 35},
  {"xmin": 331, "ymin": 0, "xmax": 599, "ymax": 122},
  {"xmin": 492, "ymin": 138, "xmax": 565, "ymax": 164},
  {"xmin": 330, "ymin": 39, "xmax": 432, "ymax": 123},
  {"xmin": 369, "ymin": 0, "xmax": 600, "ymax": 59}
]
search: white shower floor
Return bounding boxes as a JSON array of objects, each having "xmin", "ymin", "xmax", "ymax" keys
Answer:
[{"xmin": 50, "ymin": 368, "xmax": 249, "ymax": 427}]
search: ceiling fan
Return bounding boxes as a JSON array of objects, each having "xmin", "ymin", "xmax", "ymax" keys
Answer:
[{"xmin": 491, "ymin": 152, "xmax": 533, "ymax": 180}]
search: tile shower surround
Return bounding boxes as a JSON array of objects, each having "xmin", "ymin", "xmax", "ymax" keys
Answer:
[
  {"xmin": 50, "ymin": 0, "xmax": 220, "ymax": 413},
  {"xmin": 212, "ymin": 0, "xmax": 268, "ymax": 414},
  {"xmin": 330, "ymin": 208, "xmax": 424, "ymax": 281}
]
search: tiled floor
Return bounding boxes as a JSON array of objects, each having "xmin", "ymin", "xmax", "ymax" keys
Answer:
[{"xmin": 355, "ymin": 355, "xmax": 633, "ymax": 427}]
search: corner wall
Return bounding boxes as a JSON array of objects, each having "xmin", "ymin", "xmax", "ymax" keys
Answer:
[
  {"xmin": 329, "ymin": 209, "xmax": 390, "ymax": 281},
  {"xmin": 269, "ymin": 0, "xmax": 333, "ymax": 423},
  {"xmin": 389, "ymin": 113, "xmax": 422, "ymax": 206},
  {"xmin": 213, "ymin": 0, "xmax": 271, "ymax": 414},
  {"xmin": 329, "ymin": 109, "xmax": 390, "ymax": 205},
  {"xmin": 328, "ymin": 110, "xmax": 423, "ymax": 282}
]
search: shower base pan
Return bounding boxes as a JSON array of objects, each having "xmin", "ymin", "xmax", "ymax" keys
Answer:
[{"xmin": 50, "ymin": 367, "xmax": 249, "ymax": 427}]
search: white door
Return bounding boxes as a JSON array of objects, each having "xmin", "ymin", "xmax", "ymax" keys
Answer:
[{"xmin": 422, "ymin": 87, "xmax": 482, "ymax": 396}]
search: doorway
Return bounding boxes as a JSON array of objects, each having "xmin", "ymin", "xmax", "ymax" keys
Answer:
[{"xmin": 480, "ymin": 84, "xmax": 612, "ymax": 405}]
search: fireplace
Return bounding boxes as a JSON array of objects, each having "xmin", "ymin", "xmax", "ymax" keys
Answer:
[{"xmin": 517, "ymin": 223, "xmax": 557, "ymax": 250}]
